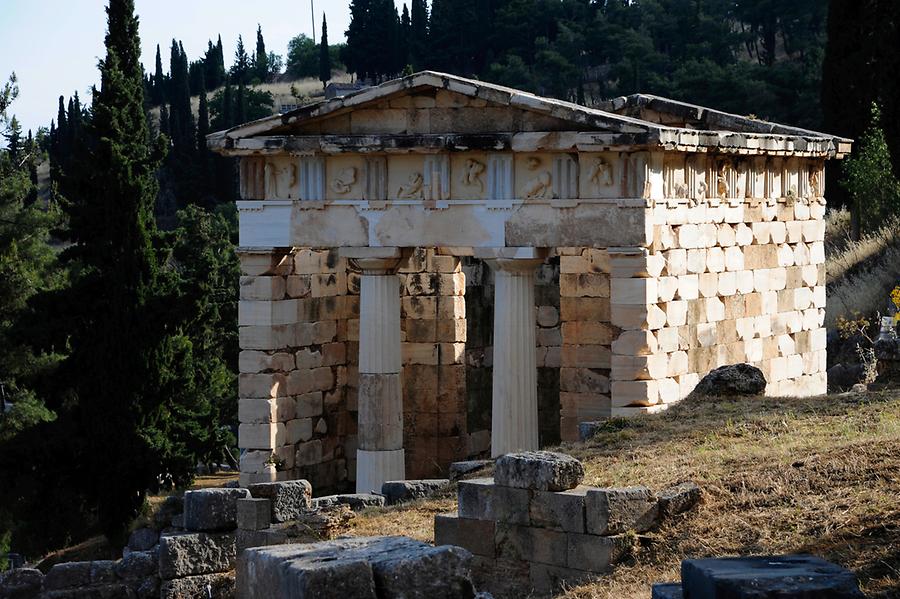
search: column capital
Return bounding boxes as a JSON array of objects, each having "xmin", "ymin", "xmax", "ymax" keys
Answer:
[
  {"xmin": 341, "ymin": 247, "xmax": 406, "ymax": 275},
  {"xmin": 476, "ymin": 247, "xmax": 548, "ymax": 274}
]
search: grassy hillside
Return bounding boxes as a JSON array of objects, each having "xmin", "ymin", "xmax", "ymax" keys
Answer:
[{"xmin": 348, "ymin": 391, "xmax": 900, "ymax": 598}]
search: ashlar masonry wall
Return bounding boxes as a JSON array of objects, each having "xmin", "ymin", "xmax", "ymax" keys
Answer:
[{"xmin": 607, "ymin": 155, "xmax": 828, "ymax": 415}]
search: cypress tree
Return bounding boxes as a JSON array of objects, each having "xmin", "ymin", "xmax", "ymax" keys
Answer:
[
  {"xmin": 216, "ymin": 35, "xmax": 226, "ymax": 84},
  {"xmin": 319, "ymin": 14, "xmax": 331, "ymax": 89},
  {"xmin": 196, "ymin": 85, "xmax": 209, "ymax": 152},
  {"xmin": 51, "ymin": 0, "xmax": 175, "ymax": 541},
  {"xmin": 346, "ymin": 0, "xmax": 373, "ymax": 81},
  {"xmin": 222, "ymin": 78, "xmax": 233, "ymax": 129},
  {"xmin": 410, "ymin": 0, "xmax": 428, "ymax": 70},
  {"xmin": 159, "ymin": 102, "xmax": 169, "ymax": 136},
  {"xmin": 254, "ymin": 25, "xmax": 268, "ymax": 83},
  {"xmin": 152, "ymin": 44, "xmax": 164, "ymax": 105},
  {"xmin": 236, "ymin": 81, "xmax": 247, "ymax": 124},
  {"xmin": 55, "ymin": 95, "xmax": 68, "ymax": 157},
  {"xmin": 168, "ymin": 40, "xmax": 194, "ymax": 155},
  {"xmin": 399, "ymin": 4, "xmax": 411, "ymax": 70}
]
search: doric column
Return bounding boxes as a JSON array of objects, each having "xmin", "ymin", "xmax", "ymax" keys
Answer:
[
  {"xmin": 343, "ymin": 248, "xmax": 405, "ymax": 493},
  {"xmin": 480, "ymin": 249, "xmax": 546, "ymax": 457}
]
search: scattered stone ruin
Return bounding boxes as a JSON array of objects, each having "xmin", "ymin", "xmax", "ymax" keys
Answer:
[
  {"xmin": 435, "ymin": 451, "xmax": 700, "ymax": 595},
  {"xmin": 208, "ymin": 70, "xmax": 851, "ymax": 496}
]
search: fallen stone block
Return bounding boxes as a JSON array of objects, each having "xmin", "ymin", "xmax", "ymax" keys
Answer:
[
  {"xmin": 458, "ymin": 478, "xmax": 529, "ymax": 525},
  {"xmin": 680, "ymin": 555, "xmax": 865, "ymax": 598},
  {"xmin": 651, "ymin": 583, "xmax": 684, "ymax": 599},
  {"xmin": 248, "ymin": 480, "xmax": 312, "ymax": 523},
  {"xmin": 115, "ymin": 550, "xmax": 157, "ymax": 580},
  {"xmin": 237, "ymin": 498, "xmax": 271, "ymax": 531},
  {"xmin": 578, "ymin": 421, "xmax": 604, "ymax": 441},
  {"xmin": 152, "ymin": 495, "xmax": 184, "ymax": 531},
  {"xmin": 89, "ymin": 561, "xmax": 118, "ymax": 585},
  {"xmin": 434, "ymin": 512, "xmax": 496, "ymax": 557},
  {"xmin": 381, "ymin": 479, "xmax": 449, "ymax": 504},
  {"xmin": 43, "ymin": 562, "xmax": 91, "ymax": 590},
  {"xmin": 160, "ymin": 572, "xmax": 235, "ymax": 599},
  {"xmin": 236, "ymin": 527, "xmax": 290, "ymax": 554},
  {"xmin": 183, "ymin": 487, "xmax": 250, "ymax": 532},
  {"xmin": 127, "ymin": 527, "xmax": 159, "ymax": 552},
  {"xmin": 657, "ymin": 482, "xmax": 701, "ymax": 517},
  {"xmin": 41, "ymin": 583, "xmax": 135, "ymax": 598},
  {"xmin": 236, "ymin": 536, "xmax": 476, "ymax": 599},
  {"xmin": 448, "ymin": 460, "xmax": 492, "ymax": 481},
  {"xmin": 529, "ymin": 487, "xmax": 588, "ymax": 533},
  {"xmin": 312, "ymin": 493, "xmax": 385, "ymax": 511},
  {"xmin": 158, "ymin": 532, "xmax": 236, "ymax": 580},
  {"xmin": 494, "ymin": 451, "xmax": 584, "ymax": 491},
  {"xmin": 693, "ymin": 363, "xmax": 766, "ymax": 397},
  {"xmin": 0, "ymin": 568, "xmax": 43, "ymax": 597},
  {"xmin": 585, "ymin": 487, "xmax": 659, "ymax": 535}
]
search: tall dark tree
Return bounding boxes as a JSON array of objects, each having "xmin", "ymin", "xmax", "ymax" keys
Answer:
[
  {"xmin": 345, "ymin": 0, "xmax": 374, "ymax": 80},
  {"xmin": 168, "ymin": 40, "xmax": 194, "ymax": 155},
  {"xmin": 152, "ymin": 43, "xmax": 165, "ymax": 105},
  {"xmin": 409, "ymin": 0, "xmax": 428, "ymax": 70},
  {"xmin": 822, "ymin": 0, "xmax": 900, "ymax": 210},
  {"xmin": 399, "ymin": 4, "xmax": 411, "ymax": 69},
  {"xmin": 221, "ymin": 78, "xmax": 233, "ymax": 129},
  {"xmin": 319, "ymin": 14, "xmax": 332, "ymax": 88},
  {"xmin": 231, "ymin": 35, "xmax": 251, "ymax": 85},
  {"xmin": 254, "ymin": 25, "xmax": 268, "ymax": 83}
]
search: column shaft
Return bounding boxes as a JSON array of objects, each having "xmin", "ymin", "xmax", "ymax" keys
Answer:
[
  {"xmin": 353, "ymin": 259, "xmax": 405, "ymax": 493},
  {"xmin": 489, "ymin": 259, "xmax": 542, "ymax": 457}
]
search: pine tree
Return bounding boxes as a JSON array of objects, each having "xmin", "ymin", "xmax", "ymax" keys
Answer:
[
  {"xmin": 319, "ymin": 14, "xmax": 332, "ymax": 88},
  {"xmin": 4, "ymin": 116, "xmax": 21, "ymax": 162},
  {"xmin": 841, "ymin": 104, "xmax": 900, "ymax": 235},
  {"xmin": 254, "ymin": 25, "xmax": 268, "ymax": 83}
]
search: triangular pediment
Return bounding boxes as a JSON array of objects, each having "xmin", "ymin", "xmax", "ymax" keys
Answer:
[{"xmin": 216, "ymin": 71, "xmax": 658, "ymax": 140}]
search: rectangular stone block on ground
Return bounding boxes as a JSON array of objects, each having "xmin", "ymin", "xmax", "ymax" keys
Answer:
[
  {"xmin": 159, "ymin": 532, "xmax": 237, "ymax": 580},
  {"xmin": 566, "ymin": 533, "xmax": 631, "ymax": 572},
  {"xmin": 457, "ymin": 478, "xmax": 530, "ymax": 525},
  {"xmin": 183, "ymin": 488, "xmax": 250, "ymax": 532},
  {"xmin": 529, "ymin": 487, "xmax": 588, "ymax": 533},
  {"xmin": 434, "ymin": 512, "xmax": 496, "ymax": 557},
  {"xmin": 495, "ymin": 522, "xmax": 568, "ymax": 568},
  {"xmin": 585, "ymin": 487, "xmax": 659, "ymax": 535},
  {"xmin": 237, "ymin": 498, "xmax": 272, "ymax": 531},
  {"xmin": 161, "ymin": 572, "xmax": 235, "ymax": 599},
  {"xmin": 248, "ymin": 480, "xmax": 312, "ymax": 523}
]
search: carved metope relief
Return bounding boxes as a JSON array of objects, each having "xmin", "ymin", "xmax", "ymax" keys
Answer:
[
  {"xmin": 423, "ymin": 155, "xmax": 450, "ymax": 201},
  {"xmin": 364, "ymin": 156, "xmax": 388, "ymax": 201},
  {"xmin": 330, "ymin": 166, "xmax": 357, "ymax": 195},
  {"xmin": 461, "ymin": 158, "xmax": 486, "ymax": 193},
  {"xmin": 663, "ymin": 154, "xmax": 686, "ymax": 199},
  {"xmin": 397, "ymin": 172, "xmax": 424, "ymax": 199},
  {"xmin": 808, "ymin": 162, "xmax": 823, "ymax": 198},
  {"xmin": 685, "ymin": 155, "xmax": 705, "ymax": 206},
  {"xmin": 589, "ymin": 156, "xmax": 614, "ymax": 188},
  {"xmin": 627, "ymin": 152, "xmax": 650, "ymax": 199},
  {"xmin": 716, "ymin": 161, "xmax": 730, "ymax": 201},
  {"xmin": 298, "ymin": 156, "xmax": 326, "ymax": 201},
  {"xmin": 522, "ymin": 156, "xmax": 552, "ymax": 200},
  {"xmin": 487, "ymin": 154, "xmax": 514, "ymax": 201},
  {"xmin": 552, "ymin": 154, "xmax": 579, "ymax": 200}
]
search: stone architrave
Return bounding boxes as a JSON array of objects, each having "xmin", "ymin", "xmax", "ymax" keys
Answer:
[{"xmin": 344, "ymin": 248, "xmax": 406, "ymax": 493}]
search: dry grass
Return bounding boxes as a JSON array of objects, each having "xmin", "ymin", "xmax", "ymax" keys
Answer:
[
  {"xmin": 349, "ymin": 391, "xmax": 900, "ymax": 598},
  {"xmin": 825, "ymin": 215, "xmax": 900, "ymax": 286},
  {"xmin": 826, "ymin": 243, "xmax": 900, "ymax": 329}
]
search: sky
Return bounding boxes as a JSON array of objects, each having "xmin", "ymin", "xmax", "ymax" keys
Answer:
[{"xmin": 0, "ymin": 0, "xmax": 405, "ymax": 133}]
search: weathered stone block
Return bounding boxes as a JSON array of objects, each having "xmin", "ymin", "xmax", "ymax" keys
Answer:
[
  {"xmin": 567, "ymin": 533, "xmax": 631, "ymax": 572},
  {"xmin": 457, "ymin": 478, "xmax": 529, "ymax": 524},
  {"xmin": 652, "ymin": 582, "xmax": 685, "ymax": 598},
  {"xmin": 495, "ymin": 523, "xmax": 568, "ymax": 568},
  {"xmin": 160, "ymin": 572, "xmax": 235, "ymax": 599},
  {"xmin": 312, "ymin": 493, "xmax": 385, "ymax": 511},
  {"xmin": 585, "ymin": 487, "xmax": 659, "ymax": 535},
  {"xmin": 115, "ymin": 550, "xmax": 157, "ymax": 580},
  {"xmin": 529, "ymin": 486, "xmax": 588, "ymax": 533},
  {"xmin": 158, "ymin": 532, "xmax": 236, "ymax": 580},
  {"xmin": 248, "ymin": 480, "xmax": 312, "ymax": 523},
  {"xmin": 183, "ymin": 488, "xmax": 250, "ymax": 532},
  {"xmin": 127, "ymin": 527, "xmax": 159, "ymax": 552},
  {"xmin": 381, "ymin": 479, "xmax": 449, "ymax": 505},
  {"xmin": 237, "ymin": 537, "xmax": 475, "ymax": 599},
  {"xmin": 657, "ymin": 482, "xmax": 702, "ymax": 517},
  {"xmin": 494, "ymin": 451, "xmax": 584, "ymax": 491},
  {"xmin": 44, "ymin": 562, "xmax": 91, "ymax": 590},
  {"xmin": 89, "ymin": 561, "xmax": 118, "ymax": 585},
  {"xmin": 448, "ymin": 460, "xmax": 491, "ymax": 481},
  {"xmin": 434, "ymin": 512, "xmax": 496, "ymax": 557},
  {"xmin": 529, "ymin": 563, "xmax": 597, "ymax": 595},
  {"xmin": 693, "ymin": 363, "xmax": 766, "ymax": 397},
  {"xmin": 237, "ymin": 498, "xmax": 271, "ymax": 531},
  {"xmin": 680, "ymin": 555, "xmax": 864, "ymax": 599}
]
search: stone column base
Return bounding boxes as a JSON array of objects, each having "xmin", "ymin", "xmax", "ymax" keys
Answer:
[{"xmin": 356, "ymin": 449, "xmax": 406, "ymax": 494}]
